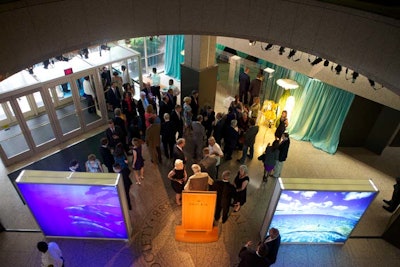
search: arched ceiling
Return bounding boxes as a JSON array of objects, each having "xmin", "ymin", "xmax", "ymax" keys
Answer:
[{"xmin": 0, "ymin": 0, "xmax": 399, "ymax": 101}]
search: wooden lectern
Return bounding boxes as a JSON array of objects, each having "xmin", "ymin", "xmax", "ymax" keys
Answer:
[{"xmin": 175, "ymin": 191, "xmax": 218, "ymax": 243}]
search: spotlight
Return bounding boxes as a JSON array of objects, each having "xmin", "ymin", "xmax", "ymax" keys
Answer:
[
  {"xmin": 100, "ymin": 45, "xmax": 111, "ymax": 51},
  {"xmin": 279, "ymin": 47, "xmax": 285, "ymax": 55},
  {"xmin": 334, "ymin": 64, "xmax": 342, "ymax": 74},
  {"xmin": 323, "ymin": 60, "xmax": 329, "ymax": 67},
  {"xmin": 265, "ymin": 43, "xmax": 273, "ymax": 50},
  {"xmin": 43, "ymin": 59, "xmax": 50, "ymax": 69},
  {"xmin": 149, "ymin": 36, "xmax": 154, "ymax": 41},
  {"xmin": 351, "ymin": 72, "xmax": 359, "ymax": 83},
  {"xmin": 80, "ymin": 48, "xmax": 89, "ymax": 59},
  {"xmin": 311, "ymin": 57, "xmax": 323, "ymax": 66},
  {"xmin": 249, "ymin": 40, "xmax": 257, "ymax": 46},
  {"xmin": 287, "ymin": 49, "xmax": 296, "ymax": 59},
  {"xmin": 368, "ymin": 79, "xmax": 375, "ymax": 87}
]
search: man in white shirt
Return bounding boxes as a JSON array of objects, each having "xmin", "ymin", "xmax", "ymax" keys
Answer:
[
  {"xmin": 151, "ymin": 67, "xmax": 161, "ymax": 103},
  {"xmin": 37, "ymin": 241, "xmax": 64, "ymax": 267},
  {"xmin": 83, "ymin": 76, "xmax": 95, "ymax": 113},
  {"xmin": 208, "ymin": 136, "xmax": 224, "ymax": 179}
]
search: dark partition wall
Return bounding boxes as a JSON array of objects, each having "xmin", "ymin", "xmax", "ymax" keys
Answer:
[{"xmin": 339, "ymin": 95, "xmax": 382, "ymax": 147}]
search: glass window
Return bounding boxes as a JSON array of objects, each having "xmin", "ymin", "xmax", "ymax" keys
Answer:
[{"xmin": 0, "ymin": 101, "xmax": 29, "ymax": 158}]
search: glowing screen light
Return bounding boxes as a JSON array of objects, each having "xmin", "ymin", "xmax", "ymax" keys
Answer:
[
  {"xmin": 268, "ymin": 190, "xmax": 377, "ymax": 243},
  {"xmin": 17, "ymin": 183, "xmax": 128, "ymax": 239}
]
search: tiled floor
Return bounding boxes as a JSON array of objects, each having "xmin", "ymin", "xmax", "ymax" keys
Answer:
[{"xmin": 0, "ymin": 80, "xmax": 399, "ymax": 266}]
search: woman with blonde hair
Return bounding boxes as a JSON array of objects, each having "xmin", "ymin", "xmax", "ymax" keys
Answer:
[
  {"xmin": 168, "ymin": 159, "xmax": 187, "ymax": 205},
  {"xmin": 85, "ymin": 154, "xmax": 104, "ymax": 173}
]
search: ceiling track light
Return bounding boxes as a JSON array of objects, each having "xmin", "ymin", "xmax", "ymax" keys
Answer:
[
  {"xmin": 287, "ymin": 49, "xmax": 296, "ymax": 59},
  {"xmin": 279, "ymin": 46, "xmax": 285, "ymax": 55},
  {"xmin": 351, "ymin": 72, "xmax": 359, "ymax": 83},
  {"xmin": 331, "ymin": 64, "xmax": 342, "ymax": 75},
  {"xmin": 311, "ymin": 57, "xmax": 323, "ymax": 66},
  {"xmin": 368, "ymin": 79, "xmax": 384, "ymax": 90},
  {"xmin": 249, "ymin": 40, "xmax": 257, "ymax": 46},
  {"xmin": 264, "ymin": 43, "xmax": 274, "ymax": 50},
  {"xmin": 323, "ymin": 60, "xmax": 329, "ymax": 67}
]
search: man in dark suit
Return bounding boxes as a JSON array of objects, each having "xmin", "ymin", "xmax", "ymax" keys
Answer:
[
  {"xmin": 249, "ymin": 73, "xmax": 263, "ymax": 106},
  {"xmin": 159, "ymin": 95, "xmax": 171, "ymax": 123},
  {"xmin": 239, "ymin": 67, "xmax": 250, "ymax": 104},
  {"xmin": 105, "ymin": 119, "xmax": 124, "ymax": 149},
  {"xmin": 214, "ymin": 170, "xmax": 236, "ymax": 223},
  {"xmin": 161, "ymin": 113, "xmax": 176, "ymax": 159},
  {"xmin": 263, "ymin": 228, "xmax": 281, "ymax": 264},
  {"xmin": 199, "ymin": 147, "xmax": 217, "ymax": 180},
  {"xmin": 238, "ymin": 241, "xmax": 271, "ymax": 267},
  {"xmin": 173, "ymin": 138, "xmax": 186, "ymax": 165},
  {"xmin": 99, "ymin": 137, "xmax": 115, "ymax": 173},
  {"xmin": 170, "ymin": 105, "xmax": 183, "ymax": 139},
  {"xmin": 113, "ymin": 163, "xmax": 132, "ymax": 210},
  {"xmin": 107, "ymin": 82, "xmax": 121, "ymax": 110}
]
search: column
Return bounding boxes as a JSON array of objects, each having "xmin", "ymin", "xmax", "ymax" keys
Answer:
[{"xmin": 181, "ymin": 35, "xmax": 218, "ymax": 109}]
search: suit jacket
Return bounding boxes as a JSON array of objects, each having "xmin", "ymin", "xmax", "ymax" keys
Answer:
[
  {"xmin": 170, "ymin": 110, "xmax": 183, "ymax": 135},
  {"xmin": 99, "ymin": 145, "xmax": 115, "ymax": 168},
  {"xmin": 107, "ymin": 87, "xmax": 121, "ymax": 109},
  {"xmin": 214, "ymin": 180, "xmax": 235, "ymax": 206},
  {"xmin": 105, "ymin": 125, "xmax": 124, "ymax": 148},
  {"xmin": 264, "ymin": 235, "xmax": 281, "ymax": 264},
  {"xmin": 161, "ymin": 121, "xmax": 176, "ymax": 143},
  {"xmin": 159, "ymin": 101, "xmax": 171, "ymax": 123},
  {"xmin": 190, "ymin": 95, "xmax": 200, "ymax": 119},
  {"xmin": 191, "ymin": 121, "xmax": 206, "ymax": 144},
  {"xmin": 239, "ymin": 72, "xmax": 250, "ymax": 92},
  {"xmin": 173, "ymin": 145, "xmax": 186, "ymax": 164},
  {"xmin": 244, "ymin": 125, "xmax": 259, "ymax": 146},
  {"xmin": 145, "ymin": 123, "xmax": 161, "ymax": 148},
  {"xmin": 238, "ymin": 246, "xmax": 271, "ymax": 267},
  {"xmin": 278, "ymin": 138, "xmax": 290, "ymax": 161},
  {"xmin": 249, "ymin": 78, "xmax": 262, "ymax": 97},
  {"xmin": 199, "ymin": 155, "xmax": 217, "ymax": 180}
]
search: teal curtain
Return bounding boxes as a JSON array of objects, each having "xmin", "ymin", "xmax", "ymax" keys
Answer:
[
  {"xmin": 164, "ymin": 35, "xmax": 184, "ymax": 80},
  {"xmin": 288, "ymin": 79, "xmax": 355, "ymax": 154}
]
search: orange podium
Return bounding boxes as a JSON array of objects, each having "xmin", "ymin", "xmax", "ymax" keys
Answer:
[{"xmin": 175, "ymin": 191, "xmax": 219, "ymax": 243}]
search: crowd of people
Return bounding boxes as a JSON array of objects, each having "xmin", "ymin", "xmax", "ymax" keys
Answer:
[{"xmin": 61, "ymin": 67, "xmax": 287, "ymax": 265}]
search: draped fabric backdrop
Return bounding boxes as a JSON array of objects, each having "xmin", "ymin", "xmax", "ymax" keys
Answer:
[
  {"xmin": 214, "ymin": 44, "xmax": 354, "ymax": 154},
  {"xmin": 164, "ymin": 35, "xmax": 184, "ymax": 80},
  {"xmin": 287, "ymin": 79, "xmax": 355, "ymax": 154}
]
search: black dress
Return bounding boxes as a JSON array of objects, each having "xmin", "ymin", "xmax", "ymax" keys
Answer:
[
  {"xmin": 171, "ymin": 169, "xmax": 185, "ymax": 193},
  {"xmin": 275, "ymin": 117, "xmax": 287, "ymax": 139},
  {"xmin": 133, "ymin": 146, "xmax": 144, "ymax": 170},
  {"xmin": 234, "ymin": 174, "xmax": 250, "ymax": 205}
]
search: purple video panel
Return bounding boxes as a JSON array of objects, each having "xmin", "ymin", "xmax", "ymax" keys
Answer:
[
  {"xmin": 18, "ymin": 183, "xmax": 128, "ymax": 239},
  {"xmin": 269, "ymin": 190, "xmax": 377, "ymax": 243}
]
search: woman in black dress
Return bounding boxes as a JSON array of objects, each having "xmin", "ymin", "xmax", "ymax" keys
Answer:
[
  {"xmin": 233, "ymin": 164, "xmax": 250, "ymax": 212},
  {"xmin": 275, "ymin": 110, "xmax": 288, "ymax": 140},
  {"xmin": 132, "ymin": 138, "xmax": 144, "ymax": 185},
  {"xmin": 167, "ymin": 159, "xmax": 187, "ymax": 206}
]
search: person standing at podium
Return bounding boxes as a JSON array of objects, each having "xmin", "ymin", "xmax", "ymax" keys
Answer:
[{"xmin": 184, "ymin": 164, "xmax": 214, "ymax": 191}]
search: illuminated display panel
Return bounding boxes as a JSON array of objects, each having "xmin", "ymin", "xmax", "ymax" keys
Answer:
[
  {"xmin": 17, "ymin": 183, "xmax": 128, "ymax": 239},
  {"xmin": 269, "ymin": 190, "xmax": 377, "ymax": 243}
]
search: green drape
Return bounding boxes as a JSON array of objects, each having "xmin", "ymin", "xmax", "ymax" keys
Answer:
[
  {"xmin": 164, "ymin": 35, "xmax": 184, "ymax": 80},
  {"xmin": 287, "ymin": 79, "xmax": 355, "ymax": 154}
]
